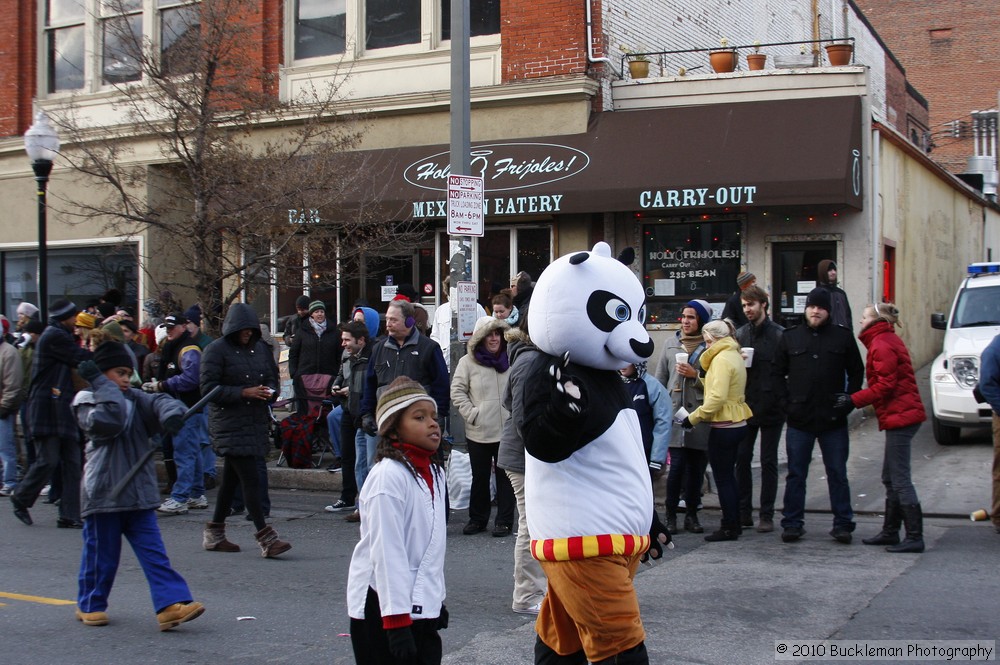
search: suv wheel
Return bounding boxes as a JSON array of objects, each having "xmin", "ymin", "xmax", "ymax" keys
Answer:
[{"xmin": 932, "ymin": 415, "xmax": 961, "ymax": 445}]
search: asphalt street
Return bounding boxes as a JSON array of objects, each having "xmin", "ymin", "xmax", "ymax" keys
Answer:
[{"xmin": 1, "ymin": 363, "xmax": 997, "ymax": 664}]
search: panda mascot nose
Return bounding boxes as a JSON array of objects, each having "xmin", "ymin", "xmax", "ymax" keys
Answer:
[{"xmin": 606, "ymin": 318, "xmax": 654, "ymax": 363}]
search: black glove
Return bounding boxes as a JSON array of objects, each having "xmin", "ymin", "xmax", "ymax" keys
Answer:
[
  {"xmin": 680, "ymin": 416, "xmax": 693, "ymax": 431},
  {"xmin": 641, "ymin": 510, "xmax": 672, "ymax": 563},
  {"xmin": 385, "ymin": 626, "xmax": 418, "ymax": 661},
  {"xmin": 0, "ymin": 407, "xmax": 10, "ymax": 420},
  {"xmin": 832, "ymin": 393, "xmax": 855, "ymax": 417},
  {"xmin": 78, "ymin": 360, "xmax": 101, "ymax": 382},
  {"xmin": 435, "ymin": 604, "xmax": 449, "ymax": 630},
  {"xmin": 362, "ymin": 413, "xmax": 378, "ymax": 437},
  {"xmin": 972, "ymin": 384, "xmax": 986, "ymax": 405},
  {"xmin": 163, "ymin": 415, "xmax": 185, "ymax": 434},
  {"xmin": 548, "ymin": 352, "xmax": 587, "ymax": 417}
]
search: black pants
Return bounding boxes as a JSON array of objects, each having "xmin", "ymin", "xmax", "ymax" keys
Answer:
[
  {"xmin": 339, "ymin": 410, "xmax": 359, "ymax": 505},
  {"xmin": 665, "ymin": 447, "xmax": 708, "ymax": 512},
  {"xmin": 736, "ymin": 420, "xmax": 783, "ymax": 520},
  {"xmin": 14, "ymin": 434, "xmax": 81, "ymax": 521},
  {"xmin": 466, "ymin": 440, "xmax": 514, "ymax": 527},
  {"xmin": 350, "ymin": 587, "xmax": 442, "ymax": 665},
  {"xmin": 231, "ymin": 456, "xmax": 271, "ymax": 515},
  {"xmin": 212, "ymin": 455, "xmax": 267, "ymax": 531}
]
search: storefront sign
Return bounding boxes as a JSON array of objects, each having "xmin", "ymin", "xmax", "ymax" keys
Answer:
[
  {"xmin": 404, "ymin": 143, "xmax": 590, "ymax": 192},
  {"xmin": 639, "ymin": 186, "xmax": 757, "ymax": 209},
  {"xmin": 412, "ymin": 194, "xmax": 564, "ymax": 219}
]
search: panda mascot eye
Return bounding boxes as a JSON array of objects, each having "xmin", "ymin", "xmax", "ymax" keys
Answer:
[
  {"xmin": 587, "ymin": 290, "xmax": 633, "ymax": 332},
  {"xmin": 637, "ymin": 304, "xmax": 646, "ymax": 324}
]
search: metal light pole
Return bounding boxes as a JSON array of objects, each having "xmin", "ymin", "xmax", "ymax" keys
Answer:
[
  {"xmin": 24, "ymin": 111, "xmax": 61, "ymax": 322},
  {"xmin": 448, "ymin": 0, "xmax": 472, "ymax": 372}
]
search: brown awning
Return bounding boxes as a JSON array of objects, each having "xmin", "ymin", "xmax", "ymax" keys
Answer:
[{"xmin": 344, "ymin": 95, "xmax": 864, "ymax": 220}]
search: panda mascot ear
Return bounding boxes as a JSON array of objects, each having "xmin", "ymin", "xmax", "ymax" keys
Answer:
[
  {"xmin": 616, "ymin": 247, "xmax": 636, "ymax": 266},
  {"xmin": 529, "ymin": 242, "xmax": 653, "ymax": 370}
]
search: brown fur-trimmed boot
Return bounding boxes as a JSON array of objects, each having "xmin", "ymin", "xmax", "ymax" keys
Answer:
[
  {"xmin": 203, "ymin": 522, "xmax": 241, "ymax": 552},
  {"xmin": 254, "ymin": 525, "xmax": 291, "ymax": 558}
]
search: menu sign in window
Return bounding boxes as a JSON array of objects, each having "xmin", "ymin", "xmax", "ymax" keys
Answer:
[{"xmin": 642, "ymin": 218, "xmax": 742, "ymax": 324}]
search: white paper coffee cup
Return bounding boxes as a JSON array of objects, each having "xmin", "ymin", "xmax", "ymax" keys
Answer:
[
  {"xmin": 742, "ymin": 347, "xmax": 754, "ymax": 367},
  {"xmin": 675, "ymin": 352, "xmax": 689, "ymax": 366},
  {"xmin": 673, "ymin": 406, "xmax": 689, "ymax": 423}
]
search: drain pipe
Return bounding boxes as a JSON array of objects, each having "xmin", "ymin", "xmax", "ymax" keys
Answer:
[{"xmin": 585, "ymin": 0, "xmax": 620, "ymax": 78}]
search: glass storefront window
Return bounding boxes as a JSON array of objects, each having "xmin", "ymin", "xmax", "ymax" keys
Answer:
[
  {"xmin": 3, "ymin": 244, "xmax": 139, "ymax": 322},
  {"xmin": 641, "ymin": 216, "xmax": 742, "ymax": 325}
]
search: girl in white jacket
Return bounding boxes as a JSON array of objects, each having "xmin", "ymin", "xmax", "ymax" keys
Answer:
[{"xmin": 347, "ymin": 377, "xmax": 448, "ymax": 665}]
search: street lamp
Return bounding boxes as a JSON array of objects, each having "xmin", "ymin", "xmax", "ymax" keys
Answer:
[{"xmin": 24, "ymin": 111, "xmax": 60, "ymax": 322}]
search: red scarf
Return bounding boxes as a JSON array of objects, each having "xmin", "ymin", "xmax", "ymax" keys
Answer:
[{"xmin": 396, "ymin": 442, "xmax": 436, "ymax": 498}]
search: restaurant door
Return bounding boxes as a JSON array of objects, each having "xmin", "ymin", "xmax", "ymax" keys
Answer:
[{"xmin": 771, "ymin": 241, "xmax": 837, "ymax": 328}]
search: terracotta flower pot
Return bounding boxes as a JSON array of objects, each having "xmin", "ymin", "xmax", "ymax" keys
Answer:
[
  {"xmin": 628, "ymin": 60, "xmax": 650, "ymax": 80},
  {"xmin": 746, "ymin": 53, "xmax": 766, "ymax": 71},
  {"xmin": 709, "ymin": 49, "xmax": 737, "ymax": 73},
  {"xmin": 825, "ymin": 43, "xmax": 853, "ymax": 66}
]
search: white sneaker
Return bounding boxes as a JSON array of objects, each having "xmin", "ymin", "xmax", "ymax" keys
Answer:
[
  {"xmin": 0, "ymin": 484, "xmax": 14, "ymax": 497},
  {"xmin": 186, "ymin": 495, "xmax": 209, "ymax": 509},
  {"xmin": 513, "ymin": 602, "xmax": 542, "ymax": 616},
  {"xmin": 40, "ymin": 485, "xmax": 51, "ymax": 497},
  {"xmin": 157, "ymin": 498, "xmax": 189, "ymax": 515}
]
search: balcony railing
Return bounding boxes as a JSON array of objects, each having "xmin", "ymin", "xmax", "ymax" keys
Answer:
[{"xmin": 619, "ymin": 37, "xmax": 856, "ymax": 80}]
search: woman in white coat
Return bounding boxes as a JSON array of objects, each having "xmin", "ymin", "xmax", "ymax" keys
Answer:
[{"xmin": 451, "ymin": 316, "xmax": 515, "ymax": 537}]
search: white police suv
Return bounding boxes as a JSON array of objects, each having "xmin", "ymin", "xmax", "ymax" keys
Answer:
[{"xmin": 929, "ymin": 262, "xmax": 1000, "ymax": 444}]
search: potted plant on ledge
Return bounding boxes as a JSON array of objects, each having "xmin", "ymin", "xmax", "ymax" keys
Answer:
[
  {"xmin": 622, "ymin": 47, "xmax": 650, "ymax": 79},
  {"xmin": 709, "ymin": 38, "xmax": 737, "ymax": 73},
  {"xmin": 825, "ymin": 41, "xmax": 854, "ymax": 66},
  {"xmin": 747, "ymin": 41, "xmax": 766, "ymax": 71}
]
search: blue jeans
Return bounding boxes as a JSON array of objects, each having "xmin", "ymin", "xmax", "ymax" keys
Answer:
[
  {"xmin": 326, "ymin": 405, "xmax": 343, "ymax": 457},
  {"xmin": 355, "ymin": 430, "xmax": 377, "ymax": 490},
  {"xmin": 882, "ymin": 423, "xmax": 921, "ymax": 505},
  {"xmin": 782, "ymin": 425, "xmax": 855, "ymax": 531},
  {"xmin": 0, "ymin": 416, "xmax": 16, "ymax": 487},
  {"xmin": 170, "ymin": 413, "xmax": 205, "ymax": 502},
  {"xmin": 201, "ymin": 443, "xmax": 217, "ymax": 480},
  {"xmin": 78, "ymin": 509, "xmax": 193, "ymax": 613},
  {"xmin": 707, "ymin": 426, "xmax": 745, "ymax": 529}
]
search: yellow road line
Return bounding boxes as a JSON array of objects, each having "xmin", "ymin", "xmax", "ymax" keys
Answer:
[{"xmin": 0, "ymin": 592, "xmax": 75, "ymax": 606}]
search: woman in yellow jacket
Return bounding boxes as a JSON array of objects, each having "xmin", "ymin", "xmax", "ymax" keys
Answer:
[{"xmin": 679, "ymin": 320, "xmax": 753, "ymax": 541}]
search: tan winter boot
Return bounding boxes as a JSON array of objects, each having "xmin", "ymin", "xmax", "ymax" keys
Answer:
[
  {"xmin": 156, "ymin": 601, "xmax": 205, "ymax": 631},
  {"xmin": 203, "ymin": 522, "xmax": 241, "ymax": 552},
  {"xmin": 254, "ymin": 525, "xmax": 291, "ymax": 558}
]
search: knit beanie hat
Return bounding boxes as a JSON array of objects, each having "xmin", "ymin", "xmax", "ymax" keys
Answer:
[
  {"xmin": 296, "ymin": 295, "xmax": 311, "ymax": 309},
  {"xmin": 102, "ymin": 320, "xmax": 125, "ymax": 342},
  {"xmin": 685, "ymin": 299, "xmax": 712, "ymax": 328},
  {"xmin": 376, "ymin": 377, "xmax": 437, "ymax": 436},
  {"xmin": 805, "ymin": 287, "xmax": 832, "ymax": 312},
  {"xmin": 97, "ymin": 302, "xmax": 116, "ymax": 319},
  {"xmin": 309, "ymin": 300, "xmax": 326, "ymax": 315},
  {"xmin": 75, "ymin": 311, "xmax": 97, "ymax": 329},
  {"xmin": 736, "ymin": 271, "xmax": 756, "ymax": 290},
  {"xmin": 183, "ymin": 304, "xmax": 202, "ymax": 326},
  {"xmin": 93, "ymin": 341, "xmax": 134, "ymax": 372},
  {"xmin": 16, "ymin": 302, "xmax": 39, "ymax": 319},
  {"xmin": 24, "ymin": 320, "xmax": 45, "ymax": 335},
  {"xmin": 50, "ymin": 299, "xmax": 79, "ymax": 322}
]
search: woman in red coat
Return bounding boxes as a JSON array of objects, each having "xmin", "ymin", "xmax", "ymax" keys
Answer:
[{"xmin": 848, "ymin": 303, "xmax": 927, "ymax": 553}]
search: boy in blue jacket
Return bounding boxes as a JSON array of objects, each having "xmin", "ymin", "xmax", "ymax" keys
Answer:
[{"xmin": 72, "ymin": 342, "xmax": 205, "ymax": 631}]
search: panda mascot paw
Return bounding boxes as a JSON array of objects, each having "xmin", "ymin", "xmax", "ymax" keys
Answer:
[{"xmin": 548, "ymin": 352, "xmax": 587, "ymax": 417}]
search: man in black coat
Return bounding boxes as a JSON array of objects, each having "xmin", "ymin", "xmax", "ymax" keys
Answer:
[
  {"xmin": 734, "ymin": 285, "xmax": 784, "ymax": 533},
  {"xmin": 776, "ymin": 287, "xmax": 864, "ymax": 545}
]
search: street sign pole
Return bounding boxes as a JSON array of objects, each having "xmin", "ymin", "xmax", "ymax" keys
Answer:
[{"xmin": 448, "ymin": 0, "xmax": 472, "ymax": 378}]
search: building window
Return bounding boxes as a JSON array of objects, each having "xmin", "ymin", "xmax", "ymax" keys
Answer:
[
  {"xmin": 641, "ymin": 216, "xmax": 743, "ymax": 325},
  {"xmin": 45, "ymin": 0, "xmax": 87, "ymax": 92},
  {"xmin": 294, "ymin": 0, "xmax": 346, "ymax": 60},
  {"xmin": 441, "ymin": 0, "xmax": 501, "ymax": 40},
  {"xmin": 366, "ymin": 0, "xmax": 421, "ymax": 50},
  {"xmin": 41, "ymin": 0, "xmax": 202, "ymax": 95}
]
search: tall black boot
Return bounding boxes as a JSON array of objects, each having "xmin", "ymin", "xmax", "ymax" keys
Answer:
[
  {"xmin": 594, "ymin": 641, "xmax": 649, "ymax": 664},
  {"xmin": 534, "ymin": 635, "xmax": 587, "ymax": 665},
  {"xmin": 862, "ymin": 495, "xmax": 901, "ymax": 545},
  {"xmin": 886, "ymin": 503, "xmax": 924, "ymax": 553},
  {"xmin": 684, "ymin": 509, "xmax": 703, "ymax": 534},
  {"xmin": 665, "ymin": 509, "xmax": 678, "ymax": 535}
]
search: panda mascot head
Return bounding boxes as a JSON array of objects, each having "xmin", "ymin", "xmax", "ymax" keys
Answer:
[{"xmin": 528, "ymin": 242, "xmax": 653, "ymax": 370}]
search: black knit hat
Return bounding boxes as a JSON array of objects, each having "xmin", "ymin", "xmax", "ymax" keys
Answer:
[
  {"xmin": 50, "ymin": 299, "xmax": 79, "ymax": 321},
  {"xmin": 805, "ymin": 287, "xmax": 832, "ymax": 312},
  {"xmin": 24, "ymin": 319, "xmax": 46, "ymax": 334},
  {"xmin": 93, "ymin": 341, "xmax": 134, "ymax": 372},
  {"xmin": 296, "ymin": 295, "xmax": 311, "ymax": 309}
]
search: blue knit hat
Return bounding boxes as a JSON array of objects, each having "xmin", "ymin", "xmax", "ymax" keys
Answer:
[{"xmin": 685, "ymin": 299, "xmax": 712, "ymax": 328}]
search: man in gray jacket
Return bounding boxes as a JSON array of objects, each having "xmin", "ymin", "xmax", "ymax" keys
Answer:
[{"xmin": 0, "ymin": 322, "xmax": 25, "ymax": 496}]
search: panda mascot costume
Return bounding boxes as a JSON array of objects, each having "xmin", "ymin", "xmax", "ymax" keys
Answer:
[{"xmin": 522, "ymin": 242, "xmax": 670, "ymax": 665}]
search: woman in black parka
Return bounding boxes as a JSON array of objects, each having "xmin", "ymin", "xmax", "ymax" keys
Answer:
[{"xmin": 200, "ymin": 303, "xmax": 291, "ymax": 558}]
